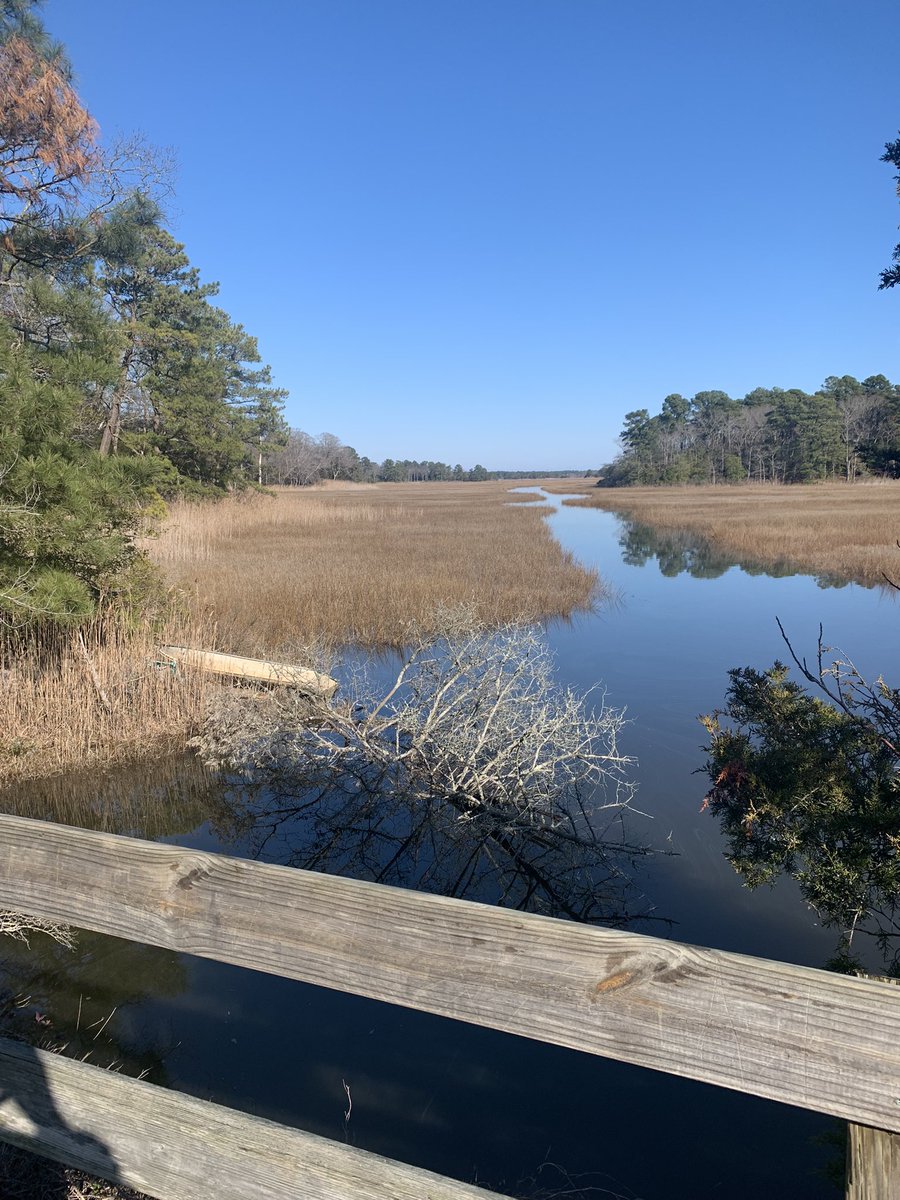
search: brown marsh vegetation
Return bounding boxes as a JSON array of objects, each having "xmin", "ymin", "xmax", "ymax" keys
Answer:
[
  {"xmin": 0, "ymin": 615, "xmax": 212, "ymax": 787},
  {"xmin": 553, "ymin": 481, "xmax": 900, "ymax": 588},
  {"xmin": 2, "ymin": 482, "xmax": 597, "ymax": 785},
  {"xmin": 149, "ymin": 481, "xmax": 600, "ymax": 653}
]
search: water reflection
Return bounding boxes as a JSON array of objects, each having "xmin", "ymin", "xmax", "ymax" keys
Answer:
[
  {"xmin": 0, "ymin": 743, "xmax": 665, "ymax": 1102},
  {"xmin": 0, "ymin": 755, "xmax": 217, "ymax": 1123},
  {"xmin": 0, "ymin": 752, "xmax": 232, "ymax": 839},
  {"xmin": 618, "ymin": 518, "xmax": 856, "ymax": 589},
  {"xmin": 0, "ymin": 750, "xmax": 836, "ymax": 1199},
  {"xmin": 2, "ymin": 745, "xmax": 662, "ymax": 930},
  {"xmin": 208, "ymin": 764, "xmax": 663, "ymax": 929},
  {"xmin": 0, "ymin": 929, "xmax": 182, "ymax": 1083}
]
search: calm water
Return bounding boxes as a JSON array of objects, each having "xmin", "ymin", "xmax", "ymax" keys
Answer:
[{"xmin": 5, "ymin": 492, "xmax": 896, "ymax": 1198}]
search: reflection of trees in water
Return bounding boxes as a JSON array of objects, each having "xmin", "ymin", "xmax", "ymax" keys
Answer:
[
  {"xmin": 0, "ymin": 738, "xmax": 662, "ymax": 927},
  {"xmin": 618, "ymin": 518, "xmax": 852, "ymax": 588},
  {"xmin": 0, "ymin": 929, "xmax": 184, "ymax": 1084},
  {"xmin": 620, "ymin": 521, "xmax": 734, "ymax": 580},
  {"xmin": 210, "ymin": 765, "xmax": 660, "ymax": 928},
  {"xmin": 198, "ymin": 617, "xmax": 666, "ymax": 931},
  {"xmin": 0, "ymin": 752, "xmax": 232, "ymax": 840},
  {"xmin": 0, "ymin": 631, "xmax": 666, "ymax": 1200},
  {"xmin": 1, "ymin": 616, "xmax": 668, "ymax": 934}
]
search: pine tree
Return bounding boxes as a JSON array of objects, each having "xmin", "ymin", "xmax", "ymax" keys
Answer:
[
  {"xmin": 0, "ymin": 317, "xmax": 156, "ymax": 626},
  {"xmin": 97, "ymin": 211, "xmax": 286, "ymax": 491}
]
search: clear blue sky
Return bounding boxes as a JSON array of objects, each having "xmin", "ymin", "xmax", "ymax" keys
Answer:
[{"xmin": 45, "ymin": 0, "xmax": 900, "ymax": 469}]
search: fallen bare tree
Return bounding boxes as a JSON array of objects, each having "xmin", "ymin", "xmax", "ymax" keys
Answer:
[
  {"xmin": 0, "ymin": 911, "xmax": 74, "ymax": 949},
  {"xmin": 198, "ymin": 609, "xmax": 659, "ymax": 925}
]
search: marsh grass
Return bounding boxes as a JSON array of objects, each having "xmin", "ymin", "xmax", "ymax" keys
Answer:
[
  {"xmin": 148, "ymin": 482, "xmax": 600, "ymax": 653},
  {"xmin": 502, "ymin": 490, "xmax": 547, "ymax": 503},
  {"xmin": 3, "ymin": 481, "xmax": 598, "ymax": 784},
  {"xmin": 0, "ymin": 613, "xmax": 213, "ymax": 786},
  {"xmin": 560, "ymin": 481, "xmax": 900, "ymax": 588}
]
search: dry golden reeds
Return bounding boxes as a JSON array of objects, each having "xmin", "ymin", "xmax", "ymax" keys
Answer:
[
  {"xmin": 561, "ymin": 481, "xmax": 900, "ymax": 587},
  {"xmin": 0, "ymin": 611, "xmax": 213, "ymax": 787},
  {"xmin": 147, "ymin": 482, "xmax": 600, "ymax": 653},
  {"xmin": 2, "ymin": 481, "xmax": 599, "ymax": 784}
]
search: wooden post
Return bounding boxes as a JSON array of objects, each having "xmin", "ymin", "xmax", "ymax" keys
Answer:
[
  {"xmin": 845, "ymin": 974, "xmax": 900, "ymax": 1198},
  {"xmin": 846, "ymin": 1125, "xmax": 900, "ymax": 1200}
]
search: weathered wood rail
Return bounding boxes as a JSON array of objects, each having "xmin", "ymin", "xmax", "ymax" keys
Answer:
[{"xmin": 0, "ymin": 812, "xmax": 896, "ymax": 1198}]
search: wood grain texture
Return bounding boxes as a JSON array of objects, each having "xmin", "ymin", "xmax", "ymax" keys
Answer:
[
  {"xmin": 0, "ymin": 1036, "xmax": 502, "ymax": 1200},
  {"xmin": 846, "ymin": 1124, "xmax": 900, "ymax": 1200},
  {"xmin": 3, "ymin": 814, "xmax": 900, "ymax": 1131}
]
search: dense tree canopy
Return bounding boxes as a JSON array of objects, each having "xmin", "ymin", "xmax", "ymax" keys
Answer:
[
  {"xmin": 602, "ymin": 374, "xmax": 900, "ymax": 486},
  {"xmin": 0, "ymin": 0, "xmax": 287, "ymax": 626}
]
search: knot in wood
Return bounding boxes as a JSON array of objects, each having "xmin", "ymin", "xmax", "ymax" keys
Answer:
[
  {"xmin": 589, "ymin": 948, "xmax": 696, "ymax": 1001},
  {"xmin": 169, "ymin": 855, "xmax": 214, "ymax": 892}
]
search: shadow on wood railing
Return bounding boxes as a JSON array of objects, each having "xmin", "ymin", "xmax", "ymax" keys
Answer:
[{"xmin": 0, "ymin": 812, "xmax": 897, "ymax": 1199}]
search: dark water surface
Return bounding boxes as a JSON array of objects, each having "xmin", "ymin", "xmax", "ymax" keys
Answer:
[{"xmin": 5, "ymin": 491, "xmax": 895, "ymax": 1198}]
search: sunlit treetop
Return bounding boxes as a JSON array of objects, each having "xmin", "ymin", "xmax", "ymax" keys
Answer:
[{"xmin": 879, "ymin": 133, "xmax": 900, "ymax": 290}]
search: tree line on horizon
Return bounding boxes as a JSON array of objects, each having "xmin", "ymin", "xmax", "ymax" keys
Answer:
[
  {"xmin": 606, "ymin": 137, "xmax": 900, "ymax": 490},
  {"xmin": 602, "ymin": 373, "xmax": 900, "ymax": 486},
  {"xmin": 266, "ymin": 428, "xmax": 584, "ymax": 485},
  {"xmin": 0, "ymin": 1, "xmax": 288, "ymax": 625}
]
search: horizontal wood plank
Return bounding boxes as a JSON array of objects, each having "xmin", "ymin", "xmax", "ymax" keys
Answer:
[
  {"xmin": 2, "ymin": 815, "xmax": 900, "ymax": 1131},
  {"xmin": 0, "ymin": 1036, "xmax": 502, "ymax": 1200}
]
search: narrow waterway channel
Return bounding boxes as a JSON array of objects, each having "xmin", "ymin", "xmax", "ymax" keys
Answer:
[
  {"xmin": 5, "ymin": 490, "xmax": 896, "ymax": 1199},
  {"xmin": 539, "ymin": 491, "xmax": 900, "ymax": 968}
]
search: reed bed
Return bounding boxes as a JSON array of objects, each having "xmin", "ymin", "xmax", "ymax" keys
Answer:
[
  {"xmin": 2, "ymin": 482, "xmax": 597, "ymax": 784},
  {"xmin": 560, "ymin": 481, "xmax": 900, "ymax": 587},
  {"xmin": 0, "ymin": 614, "xmax": 213, "ymax": 787},
  {"xmin": 148, "ymin": 482, "xmax": 600, "ymax": 653}
]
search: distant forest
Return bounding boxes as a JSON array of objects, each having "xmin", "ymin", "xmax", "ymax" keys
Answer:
[
  {"xmin": 603, "ymin": 374, "xmax": 900, "ymax": 486},
  {"xmin": 267, "ymin": 430, "xmax": 584, "ymax": 485}
]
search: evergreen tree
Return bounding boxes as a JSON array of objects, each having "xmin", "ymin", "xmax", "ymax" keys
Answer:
[
  {"xmin": 97, "ymin": 212, "xmax": 286, "ymax": 491},
  {"xmin": 0, "ymin": 318, "xmax": 156, "ymax": 625},
  {"xmin": 880, "ymin": 133, "xmax": 900, "ymax": 290},
  {"xmin": 0, "ymin": 5, "xmax": 99, "ymax": 274},
  {"xmin": 602, "ymin": 376, "xmax": 899, "ymax": 486},
  {"xmin": 0, "ymin": 6, "xmax": 288, "ymax": 629},
  {"xmin": 702, "ymin": 652, "xmax": 900, "ymax": 973}
]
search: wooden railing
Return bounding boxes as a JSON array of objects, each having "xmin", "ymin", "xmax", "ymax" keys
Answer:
[{"xmin": 0, "ymin": 812, "xmax": 897, "ymax": 1199}]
